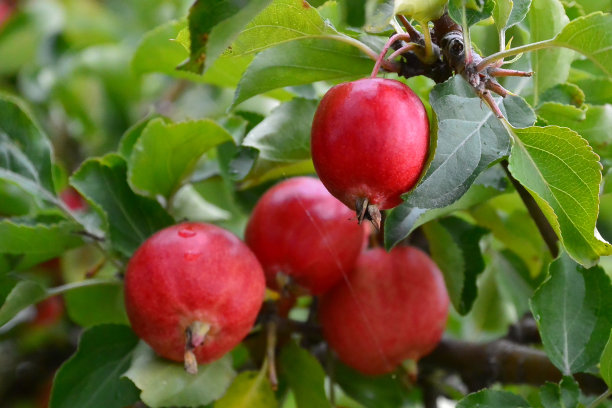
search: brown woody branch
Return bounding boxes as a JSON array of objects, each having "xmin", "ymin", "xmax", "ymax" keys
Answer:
[{"xmin": 255, "ymin": 303, "xmax": 606, "ymax": 397}]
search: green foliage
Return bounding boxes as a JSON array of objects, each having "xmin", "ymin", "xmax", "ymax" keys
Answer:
[
  {"xmin": 601, "ymin": 330, "xmax": 612, "ymax": 388},
  {"xmin": 128, "ymin": 118, "xmax": 233, "ymax": 198},
  {"xmin": 0, "ymin": 94, "xmax": 55, "ymax": 199},
  {"xmin": 279, "ymin": 341, "xmax": 332, "ymax": 408},
  {"xmin": 508, "ymin": 125, "xmax": 611, "ymax": 266},
  {"xmin": 70, "ymin": 154, "xmax": 174, "ymax": 257},
  {"xmin": 0, "ymin": 276, "xmax": 46, "ymax": 327},
  {"xmin": 530, "ymin": 253, "xmax": 612, "ymax": 375},
  {"xmin": 123, "ymin": 342, "xmax": 236, "ymax": 408},
  {"xmin": 2, "ymin": 0, "xmax": 612, "ymax": 406},
  {"xmin": 333, "ymin": 361, "xmax": 417, "ymax": 408},
  {"xmin": 401, "ymin": 76, "xmax": 534, "ymax": 209},
  {"xmin": 233, "ymin": 38, "xmax": 374, "ymax": 105},
  {"xmin": 182, "ymin": 0, "xmax": 273, "ymax": 73},
  {"xmin": 50, "ymin": 325, "xmax": 140, "ymax": 408},
  {"xmin": 457, "ymin": 389, "xmax": 530, "ymax": 407},
  {"xmin": 448, "ymin": 0, "xmax": 496, "ymax": 26},
  {"xmin": 528, "ymin": 0, "xmax": 572, "ymax": 104},
  {"xmin": 423, "ymin": 216, "xmax": 488, "ymax": 314},
  {"xmin": 385, "ymin": 166, "xmax": 507, "ymax": 249},
  {"xmin": 553, "ymin": 13, "xmax": 612, "ymax": 77},
  {"xmin": 215, "ymin": 369, "xmax": 278, "ymax": 408},
  {"xmin": 539, "ymin": 377, "xmax": 580, "ymax": 408}
]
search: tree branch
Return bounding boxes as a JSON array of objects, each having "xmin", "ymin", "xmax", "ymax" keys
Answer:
[
  {"xmin": 420, "ymin": 337, "xmax": 606, "ymax": 396},
  {"xmin": 253, "ymin": 306, "xmax": 606, "ymax": 397},
  {"xmin": 501, "ymin": 160, "xmax": 560, "ymax": 258}
]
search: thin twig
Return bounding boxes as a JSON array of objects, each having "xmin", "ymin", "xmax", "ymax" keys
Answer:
[{"xmin": 501, "ymin": 160, "xmax": 559, "ymax": 258}]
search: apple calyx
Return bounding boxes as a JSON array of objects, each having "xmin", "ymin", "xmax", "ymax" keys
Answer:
[
  {"xmin": 184, "ymin": 321, "xmax": 211, "ymax": 375},
  {"xmin": 355, "ymin": 197, "xmax": 381, "ymax": 231},
  {"xmin": 275, "ymin": 272, "xmax": 310, "ymax": 298}
]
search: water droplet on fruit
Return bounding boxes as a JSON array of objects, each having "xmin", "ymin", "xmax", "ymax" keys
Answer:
[
  {"xmin": 178, "ymin": 228, "xmax": 196, "ymax": 238},
  {"xmin": 184, "ymin": 251, "xmax": 202, "ymax": 261}
]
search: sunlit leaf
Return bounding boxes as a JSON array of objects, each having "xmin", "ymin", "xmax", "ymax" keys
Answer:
[
  {"xmin": 123, "ymin": 342, "xmax": 235, "ymax": 408},
  {"xmin": 507, "ymin": 125, "xmax": 611, "ymax": 266},
  {"xmin": 530, "ymin": 253, "xmax": 612, "ymax": 374}
]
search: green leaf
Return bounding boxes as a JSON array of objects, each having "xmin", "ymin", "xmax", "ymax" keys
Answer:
[
  {"xmin": 0, "ymin": 276, "xmax": 46, "ymax": 327},
  {"xmin": 405, "ymin": 76, "xmax": 535, "ymax": 209},
  {"xmin": 334, "ymin": 361, "xmax": 417, "ymax": 408},
  {"xmin": 132, "ymin": 19, "xmax": 251, "ymax": 87},
  {"xmin": 118, "ymin": 114, "xmax": 167, "ymax": 160},
  {"xmin": 530, "ymin": 253, "xmax": 612, "ymax": 375},
  {"xmin": 364, "ymin": 0, "xmax": 395, "ymax": 32},
  {"xmin": 553, "ymin": 13, "xmax": 612, "ymax": 77},
  {"xmin": 237, "ymin": 156, "xmax": 316, "ymax": 188},
  {"xmin": 70, "ymin": 154, "xmax": 174, "ymax": 257},
  {"xmin": 279, "ymin": 341, "xmax": 332, "ymax": 408},
  {"xmin": 491, "ymin": 249, "xmax": 538, "ymax": 316},
  {"xmin": 0, "ymin": 215, "xmax": 83, "ymax": 257},
  {"xmin": 539, "ymin": 376, "xmax": 580, "ymax": 408},
  {"xmin": 539, "ymin": 83, "xmax": 585, "ymax": 106},
  {"xmin": 538, "ymin": 103, "xmax": 612, "ymax": 161},
  {"xmin": 601, "ymin": 329, "xmax": 612, "ymax": 387},
  {"xmin": 169, "ymin": 184, "xmax": 231, "ymax": 223},
  {"xmin": 215, "ymin": 369, "xmax": 278, "ymax": 408},
  {"xmin": 182, "ymin": 0, "xmax": 273, "ymax": 73},
  {"xmin": 242, "ymin": 98, "xmax": 318, "ymax": 162},
  {"xmin": 457, "ymin": 389, "xmax": 530, "ymax": 407},
  {"xmin": 493, "ymin": 0, "xmax": 514, "ymax": 32},
  {"xmin": 507, "ymin": 125, "xmax": 611, "ymax": 266},
  {"xmin": 233, "ymin": 37, "xmax": 373, "ymax": 105},
  {"xmin": 50, "ymin": 325, "xmax": 140, "ymax": 408},
  {"xmin": 507, "ymin": 0, "xmax": 532, "ymax": 28},
  {"xmin": 449, "ymin": 0, "xmax": 496, "ymax": 26},
  {"xmin": 123, "ymin": 342, "xmax": 235, "ymax": 408},
  {"xmin": 227, "ymin": 0, "xmax": 339, "ymax": 57},
  {"xmin": 128, "ymin": 119, "xmax": 233, "ymax": 199},
  {"xmin": 0, "ymin": 93, "xmax": 55, "ymax": 198},
  {"xmin": 423, "ymin": 217, "xmax": 488, "ymax": 314},
  {"xmin": 571, "ymin": 76, "xmax": 612, "ymax": 105},
  {"xmin": 528, "ymin": 0, "xmax": 572, "ymax": 104},
  {"xmin": 385, "ymin": 166, "xmax": 507, "ymax": 249},
  {"xmin": 470, "ymin": 194, "xmax": 548, "ymax": 276},
  {"xmin": 64, "ymin": 283, "xmax": 129, "ymax": 327}
]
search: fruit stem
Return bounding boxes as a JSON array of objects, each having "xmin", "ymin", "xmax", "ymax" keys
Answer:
[
  {"xmin": 184, "ymin": 321, "xmax": 211, "ymax": 375},
  {"xmin": 266, "ymin": 320, "xmax": 279, "ymax": 390},
  {"xmin": 400, "ymin": 358, "xmax": 419, "ymax": 383},
  {"xmin": 355, "ymin": 197, "xmax": 382, "ymax": 230},
  {"xmin": 370, "ymin": 33, "xmax": 413, "ymax": 78},
  {"xmin": 417, "ymin": 19, "xmax": 436, "ymax": 63}
]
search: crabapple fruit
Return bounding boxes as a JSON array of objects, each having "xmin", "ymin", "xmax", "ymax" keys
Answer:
[
  {"xmin": 311, "ymin": 78, "xmax": 429, "ymax": 228},
  {"xmin": 319, "ymin": 246, "xmax": 449, "ymax": 376},
  {"xmin": 124, "ymin": 222, "xmax": 265, "ymax": 374},
  {"xmin": 245, "ymin": 177, "xmax": 368, "ymax": 295}
]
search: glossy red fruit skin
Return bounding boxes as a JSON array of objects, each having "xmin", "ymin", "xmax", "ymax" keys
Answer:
[
  {"xmin": 124, "ymin": 222, "xmax": 265, "ymax": 364},
  {"xmin": 320, "ymin": 246, "xmax": 449, "ymax": 376},
  {"xmin": 245, "ymin": 177, "xmax": 367, "ymax": 295},
  {"xmin": 311, "ymin": 78, "xmax": 429, "ymax": 210}
]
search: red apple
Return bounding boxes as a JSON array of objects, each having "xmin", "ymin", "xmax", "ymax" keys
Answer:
[
  {"xmin": 124, "ymin": 222, "xmax": 265, "ymax": 373},
  {"xmin": 311, "ymin": 78, "xmax": 429, "ymax": 227},
  {"xmin": 319, "ymin": 246, "xmax": 449, "ymax": 376},
  {"xmin": 60, "ymin": 187, "xmax": 87, "ymax": 211},
  {"xmin": 245, "ymin": 177, "xmax": 368, "ymax": 295},
  {"xmin": 31, "ymin": 296, "xmax": 64, "ymax": 328}
]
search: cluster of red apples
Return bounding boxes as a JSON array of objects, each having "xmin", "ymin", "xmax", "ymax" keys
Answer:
[{"xmin": 124, "ymin": 77, "xmax": 450, "ymax": 377}]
